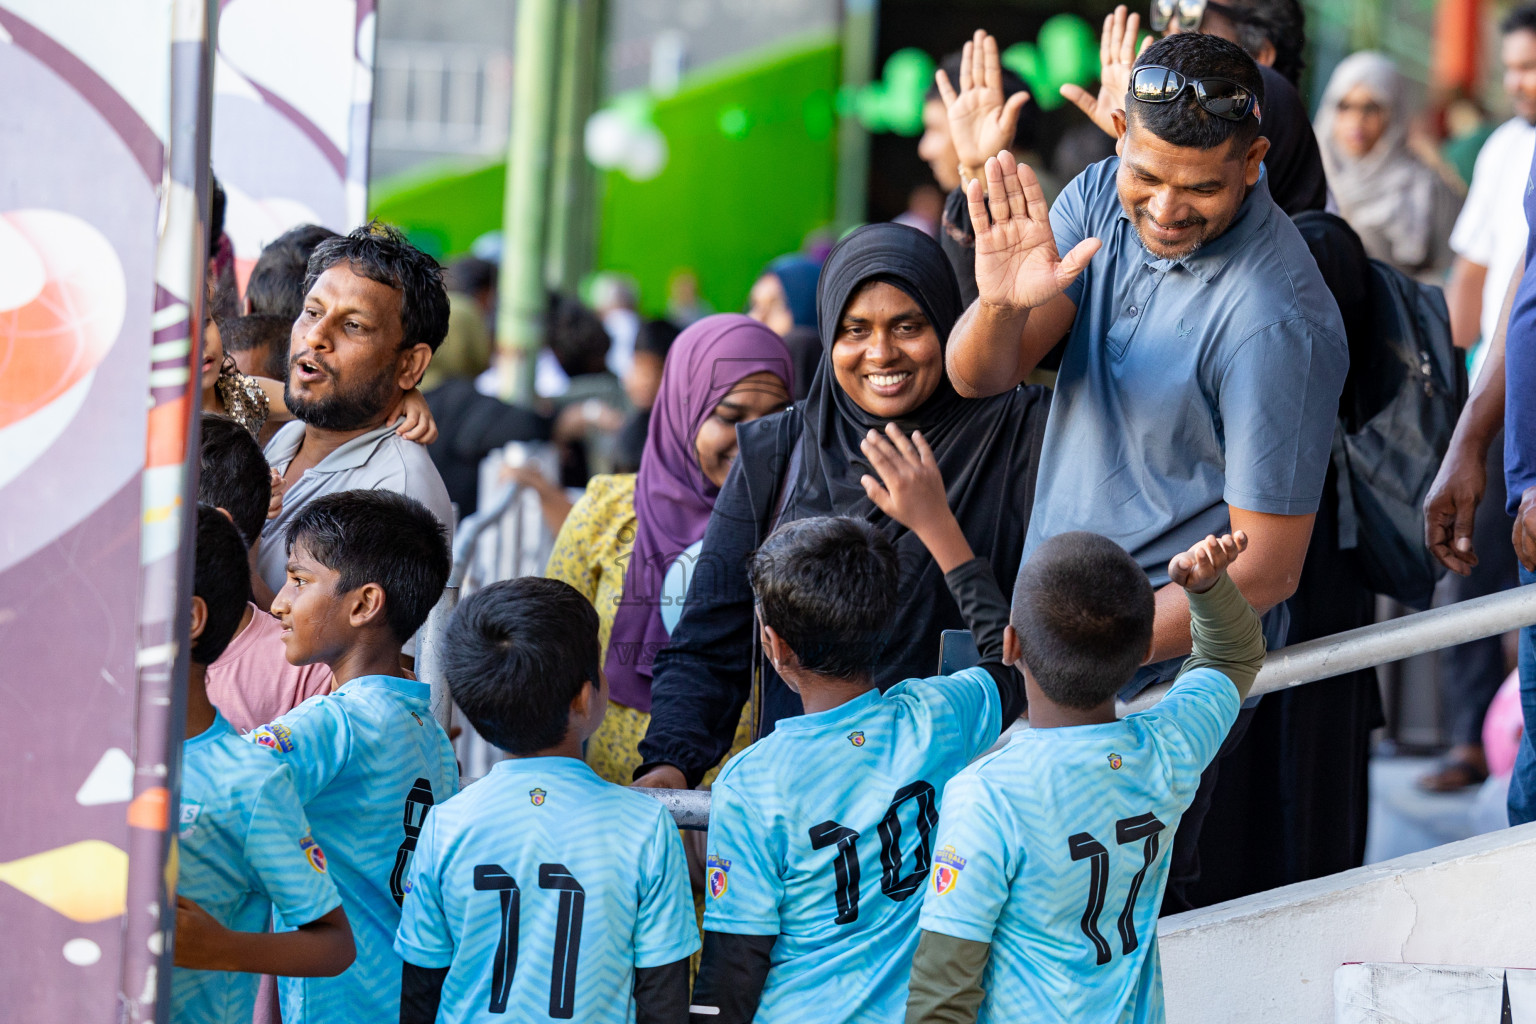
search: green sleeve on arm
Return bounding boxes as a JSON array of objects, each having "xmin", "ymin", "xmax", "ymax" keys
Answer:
[
  {"xmin": 905, "ymin": 930, "xmax": 990, "ymax": 1024},
  {"xmin": 1175, "ymin": 573, "xmax": 1266, "ymax": 699}
]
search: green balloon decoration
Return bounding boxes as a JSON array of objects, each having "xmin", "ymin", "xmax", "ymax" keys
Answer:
[
  {"xmin": 1002, "ymin": 14, "xmax": 1102, "ymax": 112},
  {"xmin": 851, "ymin": 48, "xmax": 935, "ymax": 137}
]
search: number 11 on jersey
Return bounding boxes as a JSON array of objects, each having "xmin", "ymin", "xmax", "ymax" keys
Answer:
[{"xmin": 1068, "ymin": 812, "xmax": 1166, "ymax": 966}]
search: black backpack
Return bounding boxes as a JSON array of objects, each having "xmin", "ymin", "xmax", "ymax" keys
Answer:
[{"xmin": 1296, "ymin": 212, "xmax": 1468, "ymax": 609}]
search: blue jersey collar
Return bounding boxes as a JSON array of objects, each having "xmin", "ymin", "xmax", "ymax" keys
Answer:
[
  {"xmin": 184, "ymin": 709, "xmax": 235, "ymax": 749},
  {"xmin": 335, "ymin": 674, "xmax": 430, "ymax": 701},
  {"xmin": 771, "ymin": 687, "xmax": 883, "ymax": 733},
  {"xmin": 489, "ymin": 756, "xmax": 598, "ymax": 778}
]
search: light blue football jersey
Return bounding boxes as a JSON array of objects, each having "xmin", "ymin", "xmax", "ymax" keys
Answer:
[
  {"xmin": 173, "ymin": 712, "xmax": 339, "ymax": 1024},
  {"xmin": 395, "ymin": 757, "xmax": 699, "ymax": 1023},
  {"xmin": 249, "ymin": 675, "xmax": 458, "ymax": 1024},
  {"xmin": 917, "ymin": 669, "xmax": 1241, "ymax": 1024},
  {"xmin": 702, "ymin": 667, "xmax": 1002, "ymax": 1024}
]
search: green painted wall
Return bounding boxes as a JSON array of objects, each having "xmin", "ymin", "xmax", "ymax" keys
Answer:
[
  {"xmin": 598, "ymin": 37, "xmax": 841, "ymax": 317},
  {"xmin": 368, "ymin": 35, "xmax": 841, "ymax": 317}
]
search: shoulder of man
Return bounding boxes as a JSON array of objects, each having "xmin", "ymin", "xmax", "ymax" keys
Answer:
[
  {"xmin": 1057, "ymin": 156, "xmax": 1122, "ymax": 222},
  {"xmin": 262, "ymin": 420, "xmax": 305, "ymax": 467},
  {"xmin": 373, "ymin": 429, "xmax": 454, "ymax": 513}
]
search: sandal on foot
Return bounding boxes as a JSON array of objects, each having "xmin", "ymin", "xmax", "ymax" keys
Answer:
[{"xmin": 1416, "ymin": 758, "xmax": 1489, "ymax": 792}]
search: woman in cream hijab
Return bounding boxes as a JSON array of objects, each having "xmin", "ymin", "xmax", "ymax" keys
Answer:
[{"xmin": 1315, "ymin": 51, "xmax": 1463, "ymax": 281}]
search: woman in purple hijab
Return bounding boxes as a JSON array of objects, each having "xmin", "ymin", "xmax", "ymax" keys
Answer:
[{"xmin": 545, "ymin": 314, "xmax": 792, "ymax": 783}]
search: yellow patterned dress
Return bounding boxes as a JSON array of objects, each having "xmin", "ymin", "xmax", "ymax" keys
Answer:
[{"xmin": 546, "ymin": 474, "xmax": 750, "ymax": 785}]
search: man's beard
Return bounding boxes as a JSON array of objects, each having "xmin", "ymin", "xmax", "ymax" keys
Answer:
[
  {"xmin": 1131, "ymin": 204, "xmax": 1213, "ymax": 261},
  {"xmin": 284, "ymin": 362, "xmax": 399, "ymax": 431}
]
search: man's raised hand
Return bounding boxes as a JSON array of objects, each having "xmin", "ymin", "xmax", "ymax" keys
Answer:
[
  {"xmin": 1059, "ymin": 4, "xmax": 1149, "ymax": 139},
  {"xmin": 968, "ymin": 149, "xmax": 1101, "ymax": 311},
  {"xmin": 1168, "ymin": 531, "xmax": 1249, "ymax": 595},
  {"xmin": 935, "ymin": 29, "xmax": 1031, "ymax": 182}
]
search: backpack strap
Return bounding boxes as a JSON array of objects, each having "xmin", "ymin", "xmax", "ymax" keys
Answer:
[{"xmin": 1332, "ymin": 422, "xmax": 1359, "ymax": 552}]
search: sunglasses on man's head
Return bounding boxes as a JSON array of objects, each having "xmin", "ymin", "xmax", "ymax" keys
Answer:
[
  {"xmin": 1150, "ymin": 0, "xmax": 1209, "ymax": 32},
  {"xmin": 1130, "ymin": 65, "xmax": 1259, "ymax": 122},
  {"xmin": 1149, "ymin": 0, "xmax": 1256, "ymax": 33}
]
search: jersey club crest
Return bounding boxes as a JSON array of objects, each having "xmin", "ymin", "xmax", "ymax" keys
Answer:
[
  {"xmin": 706, "ymin": 854, "xmax": 730, "ymax": 899},
  {"xmin": 848, "ymin": 731, "xmax": 865, "ymax": 747},
  {"xmin": 252, "ymin": 722, "xmax": 294, "ymax": 752},
  {"xmin": 299, "ymin": 833, "xmax": 327, "ymax": 873},
  {"xmin": 933, "ymin": 846, "xmax": 966, "ymax": 896},
  {"xmin": 529, "ymin": 788, "xmax": 547, "ymax": 806},
  {"xmin": 1108, "ymin": 753, "xmax": 1123, "ymax": 770}
]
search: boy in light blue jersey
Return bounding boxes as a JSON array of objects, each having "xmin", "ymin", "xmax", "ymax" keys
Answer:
[
  {"xmin": 687, "ymin": 425, "xmax": 1027, "ymax": 1024},
  {"xmin": 251, "ymin": 490, "xmax": 458, "ymax": 1024},
  {"xmin": 170, "ymin": 507, "xmax": 354, "ymax": 1023},
  {"xmin": 396, "ymin": 576, "xmax": 698, "ymax": 1023},
  {"xmin": 906, "ymin": 530, "xmax": 1266, "ymax": 1024}
]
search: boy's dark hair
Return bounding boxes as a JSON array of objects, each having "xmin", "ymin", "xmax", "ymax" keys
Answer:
[
  {"xmin": 926, "ymin": 51, "xmax": 1041, "ymax": 150},
  {"xmin": 441, "ymin": 577, "xmax": 602, "ymax": 755},
  {"xmin": 198, "ymin": 413, "xmax": 271, "ymax": 548},
  {"xmin": 1128, "ymin": 33, "xmax": 1264, "ymax": 155},
  {"xmin": 248, "ymin": 223, "xmax": 339, "ymax": 321},
  {"xmin": 1010, "ymin": 532, "xmax": 1155, "ymax": 710},
  {"xmin": 546, "ymin": 292, "xmax": 611, "ymax": 377},
  {"xmin": 284, "ymin": 490, "xmax": 450, "ymax": 644},
  {"xmin": 193, "ymin": 504, "xmax": 252, "ymax": 665},
  {"xmin": 748, "ymin": 516, "xmax": 899, "ymax": 680},
  {"xmin": 1218, "ymin": 0, "xmax": 1306, "ymax": 85},
  {"xmin": 220, "ymin": 313, "xmax": 293, "ymax": 381},
  {"xmin": 305, "ymin": 221, "xmax": 450, "ymax": 354},
  {"xmin": 1503, "ymin": 3, "xmax": 1536, "ymax": 36}
]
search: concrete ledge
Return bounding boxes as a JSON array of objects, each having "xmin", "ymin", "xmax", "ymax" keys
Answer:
[{"xmin": 1157, "ymin": 822, "xmax": 1536, "ymax": 1023}]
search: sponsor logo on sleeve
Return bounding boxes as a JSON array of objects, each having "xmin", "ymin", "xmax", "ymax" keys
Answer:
[
  {"xmin": 529, "ymin": 788, "xmax": 546, "ymax": 806},
  {"xmin": 933, "ymin": 846, "xmax": 966, "ymax": 896},
  {"xmin": 178, "ymin": 801, "xmax": 202, "ymax": 838},
  {"xmin": 252, "ymin": 723, "xmax": 295, "ymax": 753},
  {"xmin": 848, "ymin": 731, "xmax": 865, "ymax": 747},
  {"xmin": 299, "ymin": 833, "xmax": 328, "ymax": 873},
  {"xmin": 706, "ymin": 854, "xmax": 730, "ymax": 899},
  {"xmin": 1107, "ymin": 753, "xmax": 1123, "ymax": 770}
]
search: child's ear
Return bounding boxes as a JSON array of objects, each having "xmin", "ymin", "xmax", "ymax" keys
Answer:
[
  {"xmin": 570, "ymin": 679, "xmax": 593, "ymax": 718},
  {"xmin": 1002, "ymin": 625, "xmax": 1021, "ymax": 667},
  {"xmin": 761, "ymin": 623, "xmax": 791, "ymax": 670},
  {"xmin": 189, "ymin": 595, "xmax": 208, "ymax": 642},
  {"xmin": 348, "ymin": 583, "xmax": 388, "ymax": 630},
  {"xmin": 570, "ymin": 677, "xmax": 604, "ymax": 723}
]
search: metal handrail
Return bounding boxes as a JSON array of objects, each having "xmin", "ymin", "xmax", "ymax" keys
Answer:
[
  {"xmin": 631, "ymin": 584, "xmax": 1536, "ymax": 829},
  {"xmin": 447, "ymin": 483, "xmax": 524, "ymax": 588}
]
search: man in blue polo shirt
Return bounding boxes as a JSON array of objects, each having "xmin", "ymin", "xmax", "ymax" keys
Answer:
[{"xmin": 945, "ymin": 31, "xmax": 1346, "ymax": 909}]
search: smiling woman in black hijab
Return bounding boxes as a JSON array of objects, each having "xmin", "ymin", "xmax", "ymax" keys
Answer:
[{"xmin": 634, "ymin": 222, "xmax": 1050, "ymax": 789}]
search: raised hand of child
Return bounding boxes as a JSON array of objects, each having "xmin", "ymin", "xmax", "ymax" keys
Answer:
[
  {"xmin": 1168, "ymin": 531, "xmax": 1248, "ymax": 595},
  {"xmin": 396, "ymin": 387, "xmax": 439, "ymax": 445},
  {"xmin": 173, "ymin": 894, "xmax": 231, "ymax": 971},
  {"xmin": 268, "ymin": 467, "xmax": 286, "ymax": 521},
  {"xmin": 860, "ymin": 424, "xmax": 974, "ymax": 573}
]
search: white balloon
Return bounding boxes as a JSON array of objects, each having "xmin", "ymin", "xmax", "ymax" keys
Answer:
[
  {"xmin": 623, "ymin": 126, "xmax": 669, "ymax": 182},
  {"xmin": 584, "ymin": 109, "xmax": 632, "ymax": 170}
]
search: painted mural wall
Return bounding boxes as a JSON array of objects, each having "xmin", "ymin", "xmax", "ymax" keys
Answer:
[{"xmin": 0, "ymin": 1, "xmax": 209, "ymax": 1019}]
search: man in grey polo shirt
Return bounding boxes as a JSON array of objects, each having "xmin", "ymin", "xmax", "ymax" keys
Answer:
[
  {"xmin": 947, "ymin": 32, "xmax": 1346, "ymax": 909},
  {"xmin": 257, "ymin": 224, "xmax": 454, "ymax": 599}
]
